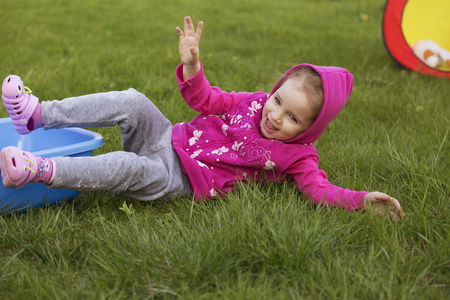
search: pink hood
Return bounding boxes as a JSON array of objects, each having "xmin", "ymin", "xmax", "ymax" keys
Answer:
[{"xmin": 269, "ymin": 64, "xmax": 354, "ymax": 144}]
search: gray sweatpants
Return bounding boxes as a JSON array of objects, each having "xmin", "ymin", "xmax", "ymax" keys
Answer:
[{"xmin": 41, "ymin": 88, "xmax": 191, "ymax": 201}]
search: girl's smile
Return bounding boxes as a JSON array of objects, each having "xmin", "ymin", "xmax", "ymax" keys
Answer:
[{"xmin": 260, "ymin": 78, "xmax": 315, "ymax": 141}]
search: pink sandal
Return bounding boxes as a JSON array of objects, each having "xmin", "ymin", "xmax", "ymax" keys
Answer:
[
  {"xmin": 0, "ymin": 146, "xmax": 54, "ymax": 188},
  {"xmin": 2, "ymin": 75, "xmax": 39, "ymax": 134}
]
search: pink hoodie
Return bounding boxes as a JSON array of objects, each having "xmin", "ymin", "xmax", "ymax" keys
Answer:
[{"xmin": 171, "ymin": 63, "xmax": 368, "ymax": 210}]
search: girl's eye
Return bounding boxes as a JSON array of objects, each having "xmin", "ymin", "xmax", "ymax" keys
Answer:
[
  {"xmin": 289, "ymin": 115, "xmax": 297, "ymax": 123},
  {"xmin": 275, "ymin": 97, "xmax": 281, "ymax": 105}
]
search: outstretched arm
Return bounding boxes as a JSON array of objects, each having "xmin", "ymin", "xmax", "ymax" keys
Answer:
[
  {"xmin": 364, "ymin": 192, "xmax": 404, "ymax": 222},
  {"xmin": 290, "ymin": 157, "xmax": 405, "ymax": 222},
  {"xmin": 176, "ymin": 16, "xmax": 203, "ymax": 80}
]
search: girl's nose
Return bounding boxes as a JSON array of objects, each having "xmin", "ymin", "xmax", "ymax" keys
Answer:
[{"xmin": 272, "ymin": 110, "xmax": 282, "ymax": 123}]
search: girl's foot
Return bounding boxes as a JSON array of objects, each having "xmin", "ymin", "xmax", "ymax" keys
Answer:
[
  {"xmin": 0, "ymin": 146, "xmax": 54, "ymax": 188},
  {"xmin": 2, "ymin": 75, "xmax": 43, "ymax": 134}
]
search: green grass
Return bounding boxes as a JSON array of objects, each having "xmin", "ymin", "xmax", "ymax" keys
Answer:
[{"xmin": 1, "ymin": 0, "xmax": 449, "ymax": 299}]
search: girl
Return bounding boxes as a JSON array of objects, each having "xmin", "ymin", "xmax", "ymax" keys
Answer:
[{"xmin": 1, "ymin": 17, "xmax": 403, "ymax": 221}]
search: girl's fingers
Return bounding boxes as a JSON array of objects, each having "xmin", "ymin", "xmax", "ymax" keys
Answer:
[
  {"xmin": 390, "ymin": 205, "xmax": 400, "ymax": 221},
  {"xmin": 176, "ymin": 27, "xmax": 184, "ymax": 39},
  {"xmin": 390, "ymin": 198, "xmax": 402, "ymax": 213},
  {"xmin": 387, "ymin": 197, "xmax": 403, "ymax": 219},
  {"xmin": 183, "ymin": 16, "xmax": 202, "ymax": 39},
  {"xmin": 195, "ymin": 21, "xmax": 203, "ymax": 39},
  {"xmin": 185, "ymin": 16, "xmax": 194, "ymax": 35},
  {"xmin": 386, "ymin": 199, "xmax": 404, "ymax": 221},
  {"xmin": 390, "ymin": 204, "xmax": 405, "ymax": 221},
  {"xmin": 389, "ymin": 210, "xmax": 399, "ymax": 222},
  {"xmin": 190, "ymin": 46, "xmax": 198, "ymax": 56},
  {"xmin": 183, "ymin": 17, "xmax": 189, "ymax": 35}
]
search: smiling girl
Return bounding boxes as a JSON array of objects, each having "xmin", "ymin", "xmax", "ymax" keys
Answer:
[{"xmin": 1, "ymin": 17, "xmax": 404, "ymax": 220}]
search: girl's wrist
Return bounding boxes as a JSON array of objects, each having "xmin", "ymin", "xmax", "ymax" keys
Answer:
[{"xmin": 183, "ymin": 62, "xmax": 201, "ymax": 80}]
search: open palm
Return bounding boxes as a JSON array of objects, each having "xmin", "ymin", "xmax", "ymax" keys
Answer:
[{"xmin": 176, "ymin": 16, "xmax": 203, "ymax": 66}]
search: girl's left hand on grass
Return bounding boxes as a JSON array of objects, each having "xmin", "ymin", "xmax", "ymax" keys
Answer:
[{"xmin": 364, "ymin": 192, "xmax": 405, "ymax": 222}]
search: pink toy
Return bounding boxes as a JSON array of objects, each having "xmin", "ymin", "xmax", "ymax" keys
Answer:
[{"xmin": 1, "ymin": 75, "xmax": 39, "ymax": 134}]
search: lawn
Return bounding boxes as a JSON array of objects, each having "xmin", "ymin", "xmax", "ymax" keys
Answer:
[{"xmin": 0, "ymin": 0, "xmax": 448, "ymax": 299}]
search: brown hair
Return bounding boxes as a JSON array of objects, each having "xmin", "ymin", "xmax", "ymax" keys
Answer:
[{"xmin": 278, "ymin": 66, "xmax": 323, "ymax": 120}]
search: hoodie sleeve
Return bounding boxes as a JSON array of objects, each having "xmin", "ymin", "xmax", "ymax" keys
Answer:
[
  {"xmin": 176, "ymin": 63, "xmax": 252, "ymax": 115},
  {"xmin": 288, "ymin": 156, "xmax": 368, "ymax": 211}
]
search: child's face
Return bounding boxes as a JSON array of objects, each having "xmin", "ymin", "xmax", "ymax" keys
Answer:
[{"xmin": 260, "ymin": 78, "xmax": 315, "ymax": 141}]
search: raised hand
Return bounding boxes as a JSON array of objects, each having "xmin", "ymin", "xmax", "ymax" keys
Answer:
[{"xmin": 176, "ymin": 16, "xmax": 203, "ymax": 80}]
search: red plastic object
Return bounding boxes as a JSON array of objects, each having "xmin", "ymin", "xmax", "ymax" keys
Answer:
[{"xmin": 382, "ymin": 0, "xmax": 450, "ymax": 78}]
